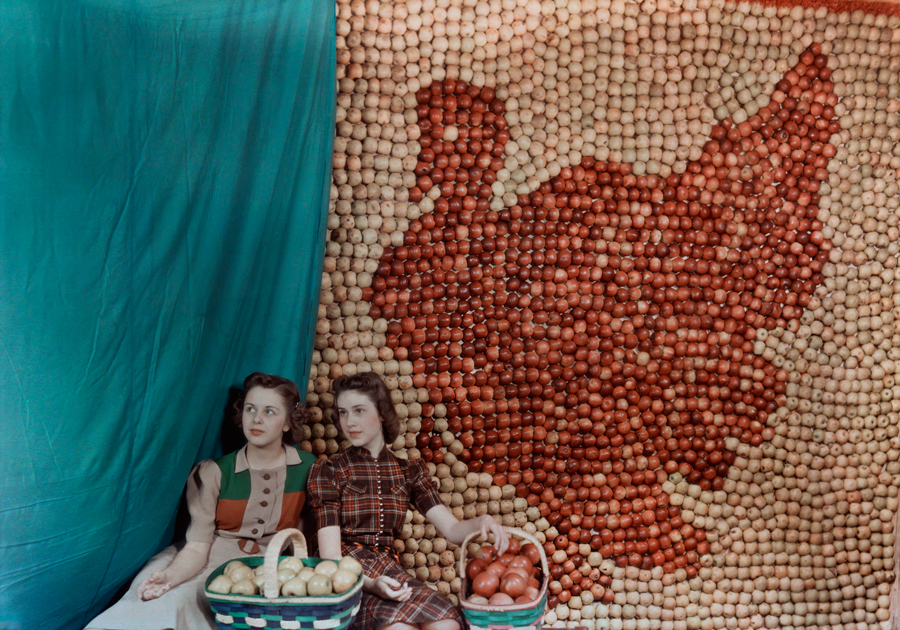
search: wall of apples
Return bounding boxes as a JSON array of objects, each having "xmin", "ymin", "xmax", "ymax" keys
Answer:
[{"xmin": 300, "ymin": 0, "xmax": 900, "ymax": 628}]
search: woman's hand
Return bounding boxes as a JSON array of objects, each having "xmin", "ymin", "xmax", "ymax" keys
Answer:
[
  {"xmin": 476, "ymin": 515, "xmax": 508, "ymax": 555},
  {"xmin": 134, "ymin": 541, "xmax": 211, "ymax": 601},
  {"xmin": 366, "ymin": 575, "xmax": 413, "ymax": 602},
  {"xmin": 427, "ymin": 505, "xmax": 509, "ymax": 554},
  {"xmin": 318, "ymin": 526, "xmax": 412, "ymax": 602},
  {"xmin": 137, "ymin": 571, "xmax": 171, "ymax": 600}
]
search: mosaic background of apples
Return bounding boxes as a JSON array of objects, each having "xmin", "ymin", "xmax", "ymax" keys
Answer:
[{"xmin": 304, "ymin": 1, "xmax": 900, "ymax": 627}]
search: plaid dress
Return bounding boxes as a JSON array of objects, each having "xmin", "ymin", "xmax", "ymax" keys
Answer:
[{"xmin": 308, "ymin": 447, "xmax": 464, "ymax": 630}]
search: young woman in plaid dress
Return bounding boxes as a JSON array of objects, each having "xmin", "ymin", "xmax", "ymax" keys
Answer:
[{"xmin": 308, "ymin": 372, "xmax": 508, "ymax": 630}]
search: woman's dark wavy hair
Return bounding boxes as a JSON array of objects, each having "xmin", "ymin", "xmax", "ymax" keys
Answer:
[
  {"xmin": 331, "ymin": 372, "xmax": 400, "ymax": 444},
  {"xmin": 232, "ymin": 372, "xmax": 307, "ymax": 445}
]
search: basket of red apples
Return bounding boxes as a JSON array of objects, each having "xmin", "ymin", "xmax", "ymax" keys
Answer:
[{"xmin": 459, "ymin": 527, "xmax": 548, "ymax": 630}]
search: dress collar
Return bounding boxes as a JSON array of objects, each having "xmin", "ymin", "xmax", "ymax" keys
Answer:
[
  {"xmin": 234, "ymin": 444, "xmax": 300, "ymax": 473},
  {"xmin": 349, "ymin": 444, "xmax": 392, "ymax": 461}
]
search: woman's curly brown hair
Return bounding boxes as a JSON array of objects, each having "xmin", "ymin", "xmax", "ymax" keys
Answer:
[
  {"xmin": 331, "ymin": 372, "xmax": 400, "ymax": 444},
  {"xmin": 232, "ymin": 372, "xmax": 307, "ymax": 445}
]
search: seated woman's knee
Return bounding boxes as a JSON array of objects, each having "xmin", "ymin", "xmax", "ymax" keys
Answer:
[{"xmin": 421, "ymin": 618, "xmax": 461, "ymax": 630}]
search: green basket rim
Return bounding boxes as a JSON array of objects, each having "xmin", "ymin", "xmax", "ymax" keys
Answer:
[{"xmin": 460, "ymin": 591, "xmax": 547, "ymax": 626}]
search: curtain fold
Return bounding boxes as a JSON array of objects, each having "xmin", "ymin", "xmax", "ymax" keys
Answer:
[{"xmin": 0, "ymin": 1, "xmax": 334, "ymax": 628}]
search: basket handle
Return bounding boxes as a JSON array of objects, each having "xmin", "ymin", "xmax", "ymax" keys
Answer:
[
  {"xmin": 458, "ymin": 526, "xmax": 550, "ymax": 591},
  {"xmin": 262, "ymin": 528, "xmax": 308, "ymax": 598}
]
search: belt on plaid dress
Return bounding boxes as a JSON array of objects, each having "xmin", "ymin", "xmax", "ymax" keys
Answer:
[{"xmin": 345, "ymin": 540, "xmax": 403, "ymax": 564}]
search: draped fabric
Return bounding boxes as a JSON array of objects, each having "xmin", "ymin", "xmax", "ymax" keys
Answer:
[{"xmin": 0, "ymin": 1, "xmax": 334, "ymax": 628}]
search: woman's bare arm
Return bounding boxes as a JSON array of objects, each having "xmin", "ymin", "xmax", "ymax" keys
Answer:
[{"xmin": 136, "ymin": 541, "xmax": 212, "ymax": 601}]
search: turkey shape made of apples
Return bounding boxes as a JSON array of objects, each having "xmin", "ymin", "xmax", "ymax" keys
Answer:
[{"xmin": 366, "ymin": 43, "xmax": 836, "ymax": 598}]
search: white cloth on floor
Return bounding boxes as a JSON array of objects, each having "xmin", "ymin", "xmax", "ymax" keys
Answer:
[{"xmin": 85, "ymin": 535, "xmax": 256, "ymax": 630}]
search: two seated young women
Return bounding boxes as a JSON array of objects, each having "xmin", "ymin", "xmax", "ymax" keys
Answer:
[{"xmin": 86, "ymin": 371, "xmax": 504, "ymax": 630}]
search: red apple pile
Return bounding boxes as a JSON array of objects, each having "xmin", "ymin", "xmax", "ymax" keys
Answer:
[{"xmin": 464, "ymin": 538, "xmax": 544, "ymax": 607}]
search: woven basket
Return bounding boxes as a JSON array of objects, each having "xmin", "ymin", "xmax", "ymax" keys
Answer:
[
  {"xmin": 458, "ymin": 527, "xmax": 549, "ymax": 630},
  {"xmin": 205, "ymin": 528, "xmax": 363, "ymax": 630}
]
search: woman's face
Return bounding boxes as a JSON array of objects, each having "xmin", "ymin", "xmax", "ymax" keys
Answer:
[
  {"xmin": 241, "ymin": 386, "xmax": 290, "ymax": 450},
  {"xmin": 336, "ymin": 390, "xmax": 384, "ymax": 456}
]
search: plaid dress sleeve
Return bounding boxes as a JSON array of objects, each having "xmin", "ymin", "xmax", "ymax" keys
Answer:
[
  {"xmin": 406, "ymin": 459, "xmax": 445, "ymax": 516},
  {"xmin": 307, "ymin": 457, "xmax": 342, "ymax": 530}
]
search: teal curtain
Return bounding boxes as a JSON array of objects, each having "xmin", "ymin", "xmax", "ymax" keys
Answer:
[{"xmin": 0, "ymin": 1, "xmax": 334, "ymax": 628}]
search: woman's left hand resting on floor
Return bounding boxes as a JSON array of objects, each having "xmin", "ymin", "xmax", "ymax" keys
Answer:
[{"xmin": 136, "ymin": 541, "xmax": 212, "ymax": 600}]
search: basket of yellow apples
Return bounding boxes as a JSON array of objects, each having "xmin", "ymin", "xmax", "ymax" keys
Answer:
[{"xmin": 204, "ymin": 528, "xmax": 363, "ymax": 630}]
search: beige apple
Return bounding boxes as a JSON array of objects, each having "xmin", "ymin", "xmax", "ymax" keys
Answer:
[
  {"xmin": 208, "ymin": 575, "xmax": 234, "ymax": 594},
  {"xmin": 314, "ymin": 560, "xmax": 338, "ymax": 578},
  {"xmin": 331, "ymin": 568, "xmax": 359, "ymax": 594},
  {"xmin": 306, "ymin": 574, "xmax": 332, "ymax": 596},
  {"xmin": 223, "ymin": 560, "xmax": 248, "ymax": 577},
  {"xmin": 338, "ymin": 556, "xmax": 363, "ymax": 577},
  {"xmin": 231, "ymin": 579, "xmax": 258, "ymax": 595},
  {"xmin": 281, "ymin": 577, "xmax": 308, "ymax": 597},
  {"xmin": 228, "ymin": 565, "xmax": 255, "ymax": 584},
  {"xmin": 279, "ymin": 557, "xmax": 303, "ymax": 573}
]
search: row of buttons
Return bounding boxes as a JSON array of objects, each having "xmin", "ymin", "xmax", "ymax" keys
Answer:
[
  {"xmin": 254, "ymin": 473, "xmax": 274, "ymax": 534},
  {"xmin": 377, "ymin": 462, "xmax": 384, "ymax": 532}
]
